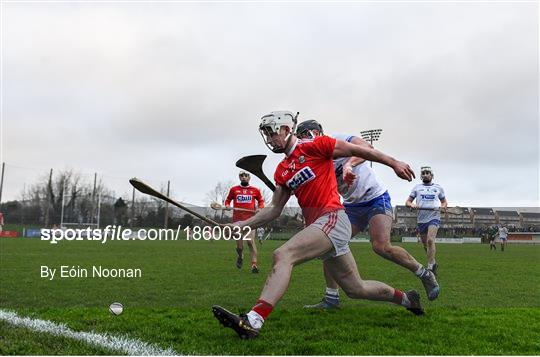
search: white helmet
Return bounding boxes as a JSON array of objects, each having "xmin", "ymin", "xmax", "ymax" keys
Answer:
[
  {"xmin": 420, "ymin": 166, "xmax": 434, "ymax": 181},
  {"xmin": 259, "ymin": 111, "xmax": 299, "ymax": 153},
  {"xmin": 420, "ymin": 166, "xmax": 433, "ymax": 175}
]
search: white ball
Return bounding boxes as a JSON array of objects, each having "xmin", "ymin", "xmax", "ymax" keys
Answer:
[{"xmin": 109, "ymin": 302, "xmax": 123, "ymax": 316}]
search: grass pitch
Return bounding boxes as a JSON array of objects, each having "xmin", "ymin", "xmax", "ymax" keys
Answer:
[{"xmin": 1, "ymin": 237, "xmax": 539, "ymax": 355}]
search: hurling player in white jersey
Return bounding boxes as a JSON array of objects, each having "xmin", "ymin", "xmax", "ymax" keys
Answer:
[
  {"xmin": 405, "ymin": 166, "xmax": 447, "ymax": 276},
  {"xmin": 297, "ymin": 120, "xmax": 440, "ymax": 309},
  {"xmin": 498, "ymin": 225, "xmax": 509, "ymax": 251},
  {"xmin": 257, "ymin": 227, "xmax": 265, "ymax": 244}
]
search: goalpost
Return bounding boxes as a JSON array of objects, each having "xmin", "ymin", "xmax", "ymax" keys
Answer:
[{"xmin": 59, "ymin": 180, "xmax": 101, "ymax": 230}]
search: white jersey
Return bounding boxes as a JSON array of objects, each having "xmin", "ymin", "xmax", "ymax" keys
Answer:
[
  {"xmin": 331, "ymin": 133, "xmax": 387, "ymax": 205},
  {"xmin": 409, "ymin": 183, "xmax": 446, "ymax": 223},
  {"xmin": 498, "ymin": 227, "xmax": 508, "ymax": 239}
]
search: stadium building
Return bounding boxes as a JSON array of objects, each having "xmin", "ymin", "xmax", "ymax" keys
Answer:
[
  {"xmin": 393, "ymin": 205, "xmax": 417, "ymax": 229},
  {"xmin": 441, "ymin": 207, "xmax": 473, "ymax": 230},
  {"xmin": 471, "ymin": 208, "xmax": 497, "ymax": 229},
  {"xmin": 495, "ymin": 210, "xmax": 521, "ymax": 229},
  {"xmin": 520, "ymin": 212, "xmax": 540, "ymax": 231}
]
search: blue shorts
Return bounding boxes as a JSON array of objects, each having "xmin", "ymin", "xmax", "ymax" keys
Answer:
[
  {"xmin": 417, "ymin": 219, "xmax": 441, "ymax": 234},
  {"xmin": 344, "ymin": 191, "xmax": 393, "ymax": 232}
]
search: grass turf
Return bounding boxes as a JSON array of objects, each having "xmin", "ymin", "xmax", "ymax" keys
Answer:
[{"xmin": 1, "ymin": 238, "xmax": 539, "ymax": 355}]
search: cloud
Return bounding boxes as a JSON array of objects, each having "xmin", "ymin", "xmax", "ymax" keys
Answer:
[{"xmin": 2, "ymin": 3, "xmax": 537, "ymax": 206}]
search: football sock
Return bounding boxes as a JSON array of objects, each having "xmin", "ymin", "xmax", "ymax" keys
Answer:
[
  {"xmin": 246, "ymin": 310, "xmax": 265, "ymax": 330},
  {"xmin": 250, "ymin": 299, "xmax": 273, "ymax": 326},
  {"xmin": 236, "ymin": 248, "xmax": 243, "ymax": 257},
  {"xmin": 414, "ymin": 265, "xmax": 428, "ymax": 278},
  {"xmin": 427, "ymin": 261, "xmax": 436, "ymax": 270},
  {"xmin": 392, "ymin": 289, "xmax": 411, "ymax": 308},
  {"xmin": 324, "ymin": 287, "xmax": 340, "ymax": 304}
]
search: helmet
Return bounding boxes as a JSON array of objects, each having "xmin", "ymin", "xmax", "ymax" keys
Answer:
[
  {"xmin": 296, "ymin": 119, "xmax": 324, "ymax": 139},
  {"xmin": 420, "ymin": 166, "xmax": 434, "ymax": 181},
  {"xmin": 239, "ymin": 170, "xmax": 250, "ymax": 177},
  {"xmin": 420, "ymin": 166, "xmax": 433, "ymax": 175},
  {"xmin": 259, "ymin": 111, "xmax": 299, "ymax": 153}
]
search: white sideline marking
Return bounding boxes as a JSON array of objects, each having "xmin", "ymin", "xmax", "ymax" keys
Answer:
[{"xmin": 0, "ymin": 309, "xmax": 178, "ymax": 356}]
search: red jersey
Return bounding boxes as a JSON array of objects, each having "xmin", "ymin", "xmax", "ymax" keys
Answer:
[
  {"xmin": 225, "ymin": 185, "xmax": 265, "ymax": 222},
  {"xmin": 274, "ymin": 136, "xmax": 343, "ymax": 225}
]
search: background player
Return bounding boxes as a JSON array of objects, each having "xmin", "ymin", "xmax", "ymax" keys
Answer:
[
  {"xmin": 225, "ymin": 171, "xmax": 265, "ymax": 273},
  {"xmin": 405, "ymin": 166, "xmax": 447, "ymax": 275},
  {"xmin": 498, "ymin": 224, "xmax": 508, "ymax": 251},
  {"xmin": 213, "ymin": 111, "xmax": 422, "ymax": 339},
  {"xmin": 296, "ymin": 120, "xmax": 439, "ymax": 309},
  {"xmin": 256, "ymin": 227, "xmax": 265, "ymax": 244},
  {"xmin": 489, "ymin": 227, "xmax": 497, "ymax": 250}
]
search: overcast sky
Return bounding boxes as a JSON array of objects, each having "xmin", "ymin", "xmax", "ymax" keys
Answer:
[{"xmin": 1, "ymin": 1, "xmax": 538, "ymax": 208}]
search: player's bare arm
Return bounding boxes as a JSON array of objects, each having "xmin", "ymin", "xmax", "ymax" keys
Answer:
[
  {"xmin": 342, "ymin": 137, "xmax": 369, "ymax": 184},
  {"xmin": 440, "ymin": 197, "xmax": 448, "ymax": 213},
  {"xmin": 440, "ymin": 198, "xmax": 448, "ymax": 208},
  {"xmin": 333, "ymin": 139, "xmax": 415, "ymax": 181},
  {"xmin": 405, "ymin": 197, "xmax": 417, "ymax": 209},
  {"xmin": 232, "ymin": 185, "xmax": 291, "ymax": 229}
]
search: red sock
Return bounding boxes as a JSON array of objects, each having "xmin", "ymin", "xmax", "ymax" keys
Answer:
[
  {"xmin": 392, "ymin": 289, "xmax": 404, "ymax": 305},
  {"xmin": 252, "ymin": 299, "xmax": 273, "ymax": 320}
]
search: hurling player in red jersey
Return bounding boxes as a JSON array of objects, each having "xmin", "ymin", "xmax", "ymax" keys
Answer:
[
  {"xmin": 225, "ymin": 171, "xmax": 265, "ymax": 273},
  {"xmin": 213, "ymin": 111, "xmax": 419, "ymax": 339}
]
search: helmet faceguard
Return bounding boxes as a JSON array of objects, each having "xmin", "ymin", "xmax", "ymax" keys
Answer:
[
  {"xmin": 259, "ymin": 111, "xmax": 299, "ymax": 153},
  {"xmin": 296, "ymin": 119, "xmax": 324, "ymax": 139},
  {"xmin": 420, "ymin": 166, "xmax": 433, "ymax": 183},
  {"xmin": 239, "ymin": 170, "xmax": 250, "ymax": 186}
]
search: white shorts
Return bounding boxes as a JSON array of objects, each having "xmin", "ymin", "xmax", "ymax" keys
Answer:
[{"xmin": 310, "ymin": 210, "xmax": 352, "ymax": 261}]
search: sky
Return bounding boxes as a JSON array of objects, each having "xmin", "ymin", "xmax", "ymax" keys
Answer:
[{"xmin": 1, "ymin": 1, "xmax": 538, "ymax": 208}]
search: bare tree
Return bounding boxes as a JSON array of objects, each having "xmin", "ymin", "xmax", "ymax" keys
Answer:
[
  {"xmin": 205, "ymin": 180, "xmax": 235, "ymax": 206},
  {"xmin": 205, "ymin": 180, "xmax": 235, "ymax": 220},
  {"xmin": 18, "ymin": 170, "xmax": 119, "ymax": 226}
]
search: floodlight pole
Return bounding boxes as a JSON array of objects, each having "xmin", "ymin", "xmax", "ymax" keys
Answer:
[
  {"xmin": 0, "ymin": 162, "xmax": 5, "ymax": 205},
  {"xmin": 360, "ymin": 129, "xmax": 383, "ymax": 167}
]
